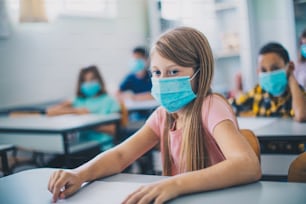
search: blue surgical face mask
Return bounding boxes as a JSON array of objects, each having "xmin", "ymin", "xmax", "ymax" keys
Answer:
[
  {"xmin": 259, "ymin": 69, "xmax": 288, "ymax": 96},
  {"xmin": 129, "ymin": 59, "xmax": 146, "ymax": 73},
  {"xmin": 81, "ymin": 81, "xmax": 101, "ymax": 97},
  {"xmin": 151, "ymin": 70, "xmax": 199, "ymax": 113},
  {"xmin": 301, "ymin": 44, "xmax": 306, "ymax": 58}
]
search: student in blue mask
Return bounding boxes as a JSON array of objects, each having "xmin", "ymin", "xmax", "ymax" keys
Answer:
[
  {"xmin": 294, "ymin": 29, "xmax": 306, "ymax": 90},
  {"xmin": 230, "ymin": 42, "xmax": 306, "ymax": 122},
  {"xmin": 117, "ymin": 46, "xmax": 153, "ymax": 101},
  {"xmin": 47, "ymin": 65, "xmax": 120, "ymax": 151},
  {"xmin": 48, "ymin": 27, "xmax": 261, "ymax": 203}
]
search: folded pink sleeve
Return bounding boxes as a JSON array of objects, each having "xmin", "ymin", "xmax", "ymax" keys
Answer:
[{"xmin": 202, "ymin": 95, "xmax": 238, "ymax": 136}]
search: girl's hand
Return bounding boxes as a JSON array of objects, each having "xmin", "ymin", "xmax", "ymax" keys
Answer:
[
  {"xmin": 48, "ymin": 170, "xmax": 83, "ymax": 203},
  {"xmin": 286, "ymin": 61, "xmax": 295, "ymax": 78},
  {"xmin": 122, "ymin": 179, "xmax": 180, "ymax": 204}
]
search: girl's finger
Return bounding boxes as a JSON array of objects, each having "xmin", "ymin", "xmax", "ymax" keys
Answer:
[
  {"xmin": 122, "ymin": 186, "xmax": 147, "ymax": 204},
  {"xmin": 49, "ymin": 170, "xmax": 62, "ymax": 193},
  {"xmin": 52, "ymin": 173, "xmax": 69, "ymax": 202},
  {"xmin": 137, "ymin": 188, "xmax": 158, "ymax": 204}
]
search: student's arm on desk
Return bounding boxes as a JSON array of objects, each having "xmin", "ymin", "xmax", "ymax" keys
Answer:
[
  {"xmin": 48, "ymin": 124, "xmax": 159, "ymax": 202},
  {"xmin": 288, "ymin": 73, "xmax": 306, "ymax": 122},
  {"xmin": 123, "ymin": 120, "xmax": 261, "ymax": 204},
  {"xmin": 46, "ymin": 101, "xmax": 89, "ymax": 116},
  {"xmin": 95, "ymin": 124, "xmax": 116, "ymax": 136}
]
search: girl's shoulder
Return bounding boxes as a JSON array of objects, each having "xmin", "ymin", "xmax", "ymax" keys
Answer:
[
  {"xmin": 202, "ymin": 93, "xmax": 237, "ymax": 132},
  {"xmin": 202, "ymin": 93, "xmax": 230, "ymax": 108}
]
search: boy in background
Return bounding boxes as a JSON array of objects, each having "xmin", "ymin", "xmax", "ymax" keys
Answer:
[
  {"xmin": 230, "ymin": 42, "xmax": 306, "ymax": 153},
  {"xmin": 117, "ymin": 46, "xmax": 153, "ymax": 101}
]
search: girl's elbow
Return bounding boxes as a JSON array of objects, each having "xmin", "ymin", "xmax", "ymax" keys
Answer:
[
  {"xmin": 293, "ymin": 113, "xmax": 306, "ymax": 122},
  {"xmin": 244, "ymin": 157, "xmax": 262, "ymax": 182},
  {"xmin": 252, "ymin": 165, "xmax": 262, "ymax": 182}
]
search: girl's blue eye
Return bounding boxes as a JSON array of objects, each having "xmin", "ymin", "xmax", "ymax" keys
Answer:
[{"xmin": 168, "ymin": 70, "xmax": 179, "ymax": 75}]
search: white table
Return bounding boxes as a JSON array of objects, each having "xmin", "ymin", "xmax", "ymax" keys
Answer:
[
  {"xmin": 238, "ymin": 117, "xmax": 306, "ymax": 141},
  {"xmin": 0, "ymin": 168, "xmax": 305, "ymax": 204},
  {"xmin": 123, "ymin": 99, "xmax": 159, "ymax": 112},
  {"xmin": 0, "ymin": 114, "xmax": 120, "ymax": 167},
  {"xmin": 238, "ymin": 117, "xmax": 306, "ymax": 180}
]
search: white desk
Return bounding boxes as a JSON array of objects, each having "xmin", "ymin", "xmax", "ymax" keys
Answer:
[
  {"xmin": 0, "ymin": 114, "xmax": 120, "ymax": 167},
  {"xmin": 238, "ymin": 117, "xmax": 306, "ymax": 141},
  {"xmin": 123, "ymin": 99, "xmax": 159, "ymax": 112},
  {"xmin": 0, "ymin": 168, "xmax": 305, "ymax": 204},
  {"xmin": 238, "ymin": 117, "xmax": 306, "ymax": 179}
]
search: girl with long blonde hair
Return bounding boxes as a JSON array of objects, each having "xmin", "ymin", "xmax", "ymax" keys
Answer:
[{"xmin": 48, "ymin": 27, "xmax": 261, "ymax": 204}]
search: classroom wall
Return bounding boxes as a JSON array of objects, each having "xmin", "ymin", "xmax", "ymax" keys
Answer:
[
  {"xmin": 0, "ymin": 0, "xmax": 299, "ymax": 109},
  {"xmin": 251, "ymin": 0, "xmax": 297, "ymax": 64},
  {"xmin": 0, "ymin": 0, "xmax": 148, "ymax": 109}
]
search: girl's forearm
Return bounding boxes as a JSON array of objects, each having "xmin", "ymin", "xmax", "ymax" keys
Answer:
[
  {"xmin": 73, "ymin": 148, "xmax": 126, "ymax": 183},
  {"xmin": 47, "ymin": 107, "xmax": 89, "ymax": 116},
  {"xmin": 171, "ymin": 157, "xmax": 261, "ymax": 196}
]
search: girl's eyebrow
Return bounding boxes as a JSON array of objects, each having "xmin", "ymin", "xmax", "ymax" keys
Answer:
[{"xmin": 151, "ymin": 64, "xmax": 178, "ymax": 69}]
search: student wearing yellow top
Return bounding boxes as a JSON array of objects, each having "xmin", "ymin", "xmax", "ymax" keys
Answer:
[
  {"xmin": 230, "ymin": 42, "xmax": 306, "ymax": 122},
  {"xmin": 48, "ymin": 27, "xmax": 261, "ymax": 204}
]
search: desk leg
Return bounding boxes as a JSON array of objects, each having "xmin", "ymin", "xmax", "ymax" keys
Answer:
[
  {"xmin": 1, "ymin": 151, "xmax": 10, "ymax": 176},
  {"xmin": 62, "ymin": 133, "xmax": 71, "ymax": 168}
]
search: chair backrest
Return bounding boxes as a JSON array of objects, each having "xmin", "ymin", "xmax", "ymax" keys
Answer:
[
  {"xmin": 288, "ymin": 152, "xmax": 306, "ymax": 183},
  {"xmin": 240, "ymin": 129, "xmax": 261, "ymax": 162}
]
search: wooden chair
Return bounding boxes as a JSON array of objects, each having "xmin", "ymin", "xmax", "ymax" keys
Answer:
[
  {"xmin": 288, "ymin": 152, "xmax": 306, "ymax": 183},
  {"xmin": 240, "ymin": 129, "xmax": 261, "ymax": 162},
  {"xmin": 119, "ymin": 102, "xmax": 129, "ymax": 128}
]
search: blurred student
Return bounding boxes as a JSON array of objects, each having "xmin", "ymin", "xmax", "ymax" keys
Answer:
[
  {"xmin": 230, "ymin": 42, "xmax": 306, "ymax": 122},
  {"xmin": 47, "ymin": 65, "xmax": 120, "ymax": 151},
  {"xmin": 117, "ymin": 46, "xmax": 153, "ymax": 101},
  {"xmin": 294, "ymin": 29, "xmax": 306, "ymax": 89},
  {"xmin": 48, "ymin": 27, "xmax": 261, "ymax": 203}
]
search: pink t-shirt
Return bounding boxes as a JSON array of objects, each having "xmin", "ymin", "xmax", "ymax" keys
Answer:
[{"xmin": 146, "ymin": 94, "xmax": 238, "ymax": 175}]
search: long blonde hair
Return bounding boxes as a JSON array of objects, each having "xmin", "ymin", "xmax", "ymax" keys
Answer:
[{"xmin": 152, "ymin": 27, "xmax": 214, "ymax": 175}]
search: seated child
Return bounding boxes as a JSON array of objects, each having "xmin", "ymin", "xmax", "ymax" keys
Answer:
[
  {"xmin": 230, "ymin": 42, "xmax": 306, "ymax": 122},
  {"xmin": 47, "ymin": 65, "xmax": 121, "ymax": 151},
  {"xmin": 230, "ymin": 42, "xmax": 306, "ymax": 153}
]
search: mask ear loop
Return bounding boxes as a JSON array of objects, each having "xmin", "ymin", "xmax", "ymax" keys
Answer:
[{"xmin": 190, "ymin": 69, "xmax": 200, "ymax": 81}]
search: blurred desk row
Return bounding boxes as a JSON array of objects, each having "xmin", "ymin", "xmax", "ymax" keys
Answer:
[
  {"xmin": 0, "ymin": 100, "xmax": 305, "ymax": 179},
  {"xmin": 238, "ymin": 117, "xmax": 306, "ymax": 180},
  {"xmin": 0, "ymin": 99, "xmax": 158, "ymax": 170},
  {"xmin": 0, "ymin": 114, "xmax": 121, "ymax": 168}
]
